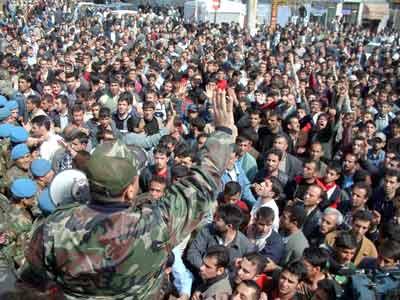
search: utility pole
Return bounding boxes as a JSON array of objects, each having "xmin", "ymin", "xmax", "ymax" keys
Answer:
[
  {"xmin": 246, "ymin": 0, "xmax": 258, "ymax": 36},
  {"xmin": 212, "ymin": 0, "xmax": 220, "ymax": 24},
  {"xmin": 271, "ymin": 0, "xmax": 279, "ymax": 31},
  {"xmin": 194, "ymin": 0, "xmax": 198, "ymax": 22}
]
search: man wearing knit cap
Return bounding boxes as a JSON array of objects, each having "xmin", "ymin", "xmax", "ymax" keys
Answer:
[{"xmin": 2, "ymin": 143, "xmax": 32, "ymax": 189}]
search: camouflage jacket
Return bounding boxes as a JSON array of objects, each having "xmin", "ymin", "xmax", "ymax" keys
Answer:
[
  {"xmin": 0, "ymin": 138, "xmax": 10, "ymax": 179},
  {"xmin": 2, "ymin": 165, "xmax": 32, "ymax": 189},
  {"xmin": 0, "ymin": 194, "xmax": 33, "ymax": 269},
  {"xmin": 5, "ymin": 205, "xmax": 33, "ymax": 267},
  {"xmin": 23, "ymin": 129, "xmax": 233, "ymax": 300}
]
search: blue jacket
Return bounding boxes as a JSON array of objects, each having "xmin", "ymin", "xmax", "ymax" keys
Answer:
[
  {"xmin": 259, "ymin": 230, "xmax": 284, "ymax": 264},
  {"xmin": 221, "ymin": 162, "xmax": 257, "ymax": 206}
]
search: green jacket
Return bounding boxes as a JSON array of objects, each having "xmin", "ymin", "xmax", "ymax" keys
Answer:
[{"xmin": 23, "ymin": 129, "xmax": 233, "ymax": 299}]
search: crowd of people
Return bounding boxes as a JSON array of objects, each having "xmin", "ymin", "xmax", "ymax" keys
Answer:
[{"xmin": 0, "ymin": 0, "xmax": 399, "ymax": 299}]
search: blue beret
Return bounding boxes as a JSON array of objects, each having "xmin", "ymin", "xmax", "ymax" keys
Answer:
[
  {"xmin": 0, "ymin": 123, "xmax": 14, "ymax": 138},
  {"xmin": 10, "ymin": 178, "xmax": 37, "ymax": 199},
  {"xmin": 31, "ymin": 159, "xmax": 51, "ymax": 177},
  {"xmin": 10, "ymin": 126, "xmax": 28, "ymax": 143},
  {"xmin": 5, "ymin": 100, "xmax": 18, "ymax": 111},
  {"xmin": 0, "ymin": 95, "xmax": 7, "ymax": 107},
  {"xmin": 38, "ymin": 188, "xmax": 55, "ymax": 216},
  {"xmin": 11, "ymin": 143, "xmax": 29, "ymax": 160},
  {"xmin": 0, "ymin": 107, "xmax": 11, "ymax": 121}
]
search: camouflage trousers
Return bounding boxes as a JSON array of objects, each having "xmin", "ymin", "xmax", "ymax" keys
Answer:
[{"xmin": 0, "ymin": 251, "xmax": 17, "ymax": 295}]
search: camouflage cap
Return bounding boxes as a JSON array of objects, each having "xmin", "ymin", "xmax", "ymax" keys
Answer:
[{"xmin": 87, "ymin": 140, "xmax": 138, "ymax": 197}]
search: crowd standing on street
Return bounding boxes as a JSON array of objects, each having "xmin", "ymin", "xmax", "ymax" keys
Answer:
[{"xmin": 0, "ymin": 0, "xmax": 399, "ymax": 299}]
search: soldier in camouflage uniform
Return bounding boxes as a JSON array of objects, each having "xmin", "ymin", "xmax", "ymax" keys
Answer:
[
  {"xmin": 21, "ymin": 91, "xmax": 235, "ymax": 299},
  {"xmin": 0, "ymin": 135, "xmax": 11, "ymax": 180},
  {"xmin": 0, "ymin": 193, "xmax": 17, "ymax": 294},
  {"xmin": 2, "ymin": 165, "xmax": 31, "ymax": 189},
  {"xmin": 0, "ymin": 178, "xmax": 37, "ymax": 294},
  {"xmin": 0, "ymin": 123, "xmax": 14, "ymax": 181},
  {"xmin": 4, "ymin": 179, "xmax": 37, "ymax": 267},
  {"xmin": 2, "ymin": 143, "xmax": 32, "ymax": 190}
]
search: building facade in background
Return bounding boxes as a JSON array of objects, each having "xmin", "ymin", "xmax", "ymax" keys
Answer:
[{"xmin": 248, "ymin": 0, "xmax": 390, "ymax": 30}]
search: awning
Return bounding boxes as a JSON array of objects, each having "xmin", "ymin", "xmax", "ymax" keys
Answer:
[
  {"xmin": 310, "ymin": 7, "xmax": 327, "ymax": 16},
  {"xmin": 342, "ymin": 8, "xmax": 353, "ymax": 15},
  {"xmin": 363, "ymin": 3, "xmax": 389, "ymax": 20}
]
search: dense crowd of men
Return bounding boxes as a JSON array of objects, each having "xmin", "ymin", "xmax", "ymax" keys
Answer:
[{"xmin": 0, "ymin": 0, "xmax": 399, "ymax": 299}]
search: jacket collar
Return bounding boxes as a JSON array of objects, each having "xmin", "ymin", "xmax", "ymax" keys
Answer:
[{"xmin": 201, "ymin": 272, "xmax": 228, "ymax": 291}]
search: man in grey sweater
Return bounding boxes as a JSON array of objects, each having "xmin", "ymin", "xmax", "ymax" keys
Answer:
[
  {"xmin": 279, "ymin": 205, "xmax": 309, "ymax": 266},
  {"xmin": 265, "ymin": 204, "xmax": 309, "ymax": 272}
]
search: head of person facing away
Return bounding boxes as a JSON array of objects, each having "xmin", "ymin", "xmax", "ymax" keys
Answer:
[{"xmin": 86, "ymin": 139, "xmax": 141, "ymax": 204}]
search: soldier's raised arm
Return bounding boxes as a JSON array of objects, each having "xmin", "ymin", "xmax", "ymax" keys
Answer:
[
  {"xmin": 158, "ymin": 89, "xmax": 234, "ymax": 245},
  {"xmin": 19, "ymin": 90, "xmax": 235, "ymax": 299}
]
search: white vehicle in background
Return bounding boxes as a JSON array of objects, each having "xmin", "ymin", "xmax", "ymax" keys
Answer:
[
  {"xmin": 109, "ymin": 9, "xmax": 137, "ymax": 18},
  {"xmin": 72, "ymin": 2, "xmax": 106, "ymax": 21},
  {"xmin": 72, "ymin": 1, "xmax": 139, "ymax": 22},
  {"xmin": 184, "ymin": 0, "xmax": 246, "ymax": 27},
  {"xmin": 106, "ymin": 2, "xmax": 138, "ymax": 11}
]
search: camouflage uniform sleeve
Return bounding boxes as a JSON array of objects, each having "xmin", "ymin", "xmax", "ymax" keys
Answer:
[
  {"xmin": 0, "ymin": 158, "xmax": 7, "ymax": 181},
  {"xmin": 158, "ymin": 129, "xmax": 233, "ymax": 247},
  {"xmin": 19, "ymin": 223, "xmax": 51, "ymax": 286},
  {"xmin": 1, "ymin": 172, "xmax": 11, "ymax": 190},
  {"xmin": 0, "ymin": 140, "xmax": 10, "ymax": 179}
]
